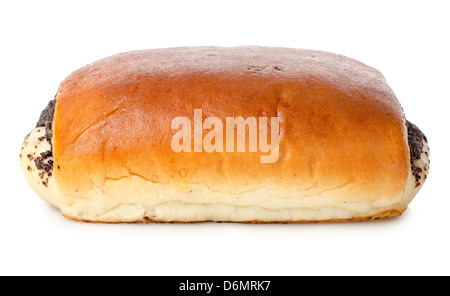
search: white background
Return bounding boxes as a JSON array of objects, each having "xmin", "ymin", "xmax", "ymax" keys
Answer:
[{"xmin": 1, "ymin": 0, "xmax": 449, "ymax": 276}]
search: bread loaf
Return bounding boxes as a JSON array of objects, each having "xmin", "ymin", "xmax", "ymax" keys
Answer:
[{"xmin": 19, "ymin": 46, "xmax": 430, "ymax": 222}]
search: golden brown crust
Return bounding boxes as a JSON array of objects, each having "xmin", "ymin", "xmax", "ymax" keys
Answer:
[{"xmin": 53, "ymin": 46, "xmax": 409, "ymax": 206}]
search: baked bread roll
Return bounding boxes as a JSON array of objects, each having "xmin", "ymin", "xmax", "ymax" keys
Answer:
[{"xmin": 19, "ymin": 46, "xmax": 430, "ymax": 223}]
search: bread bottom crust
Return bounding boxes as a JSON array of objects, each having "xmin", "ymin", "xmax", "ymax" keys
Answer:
[{"xmin": 63, "ymin": 208, "xmax": 402, "ymax": 224}]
